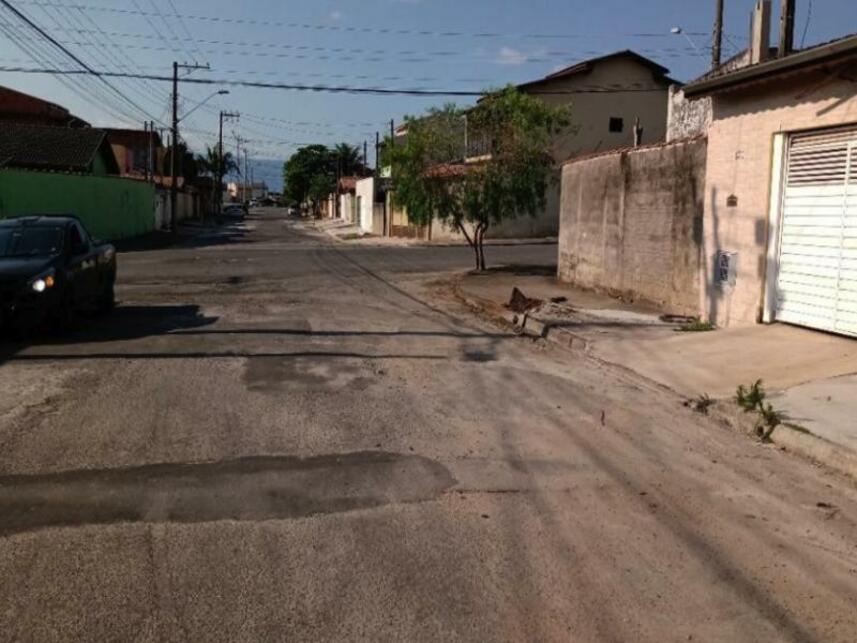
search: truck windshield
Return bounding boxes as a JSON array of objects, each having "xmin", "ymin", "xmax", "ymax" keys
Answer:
[{"xmin": 0, "ymin": 226, "xmax": 65, "ymax": 258}]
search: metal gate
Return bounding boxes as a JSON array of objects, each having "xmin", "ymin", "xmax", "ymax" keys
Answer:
[{"xmin": 775, "ymin": 126, "xmax": 857, "ymax": 336}]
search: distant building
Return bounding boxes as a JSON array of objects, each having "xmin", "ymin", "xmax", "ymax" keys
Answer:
[
  {"xmin": 227, "ymin": 181, "xmax": 268, "ymax": 202},
  {"xmin": 104, "ymin": 128, "xmax": 165, "ymax": 179},
  {"xmin": 0, "ymin": 85, "xmax": 89, "ymax": 128}
]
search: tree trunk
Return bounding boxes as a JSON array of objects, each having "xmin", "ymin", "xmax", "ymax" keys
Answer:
[
  {"xmin": 456, "ymin": 221, "xmax": 481, "ymax": 272},
  {"xmin": 476, "ymin": 222, "xmax": 488, "ymax": 271}
]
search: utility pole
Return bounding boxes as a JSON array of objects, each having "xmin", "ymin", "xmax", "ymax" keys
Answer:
[
  {"xmin": 375, "ymin": 132, "xmax": 380, "ymax": 176},
  {"xmin": 143, "ymin": 121, "xmax": 150, "ymax": 181},
  {"xmin": 170, "ymin": 61, "xmax": 210, "ymax": 231},
  {"xmin": 390, "ymin": 119, "xmax": 395, "ymax": 145},
  {"xmin": 712, "ymin": 0, "xmax": 725, "ymax": 68},
  {"xmin": 148, "ymin": 121, "xmax": 155, "ymax": 183},
  {"xmin": 244, "ymin": 149, "xmax": 250, "ymax": 203},
  {"xmin": 363, "ymin": 141, "xmax": 368, "ymax": 171},
  {"xmin": 218, "ymin": 111, "xmax": 239, "ymax": 217}
]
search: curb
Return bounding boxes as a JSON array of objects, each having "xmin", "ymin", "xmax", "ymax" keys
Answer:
[
  {"xmin": 452, "ymin": 279, "xmax": 589, "ymax": 351},
  {"xmin": 453, "ymin": 276, "xmax": 857, "ymax": 482},
  {"xmin": 712, "ymin": 402, "xmax": 857, "ymax": 480}
]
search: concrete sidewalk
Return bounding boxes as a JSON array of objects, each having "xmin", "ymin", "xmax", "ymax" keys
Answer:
[
  {"xmin": 457, "ymin": 268, "xmax": 857, "ymax": 477},
  {"xmin": 303, "ymin": 217, "xmax": 559, "ymax": 247}
]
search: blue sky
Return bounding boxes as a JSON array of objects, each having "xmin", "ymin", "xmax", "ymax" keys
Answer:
[{"xmin": 0, "ymin": 0, "xmax": 853, "ymax": 188}]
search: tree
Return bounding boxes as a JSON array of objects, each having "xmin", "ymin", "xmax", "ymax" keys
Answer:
[
  {"xmin": 283, "ymin": 144, "xmax": 334, "ymax": 214},
  {"xmin": 331, "ymin": 142, "xmax": 365, "ymax": 176},
  {"xmin": 196, "ymin": 145, "xmax": 239, "ymax": 178},
  {"xmin": 386, "ymin": 87, "xmax": 570, "ymax": 270},
  {"xmin": 164, "ymin": 141, "xmax": 200, "ymax": 182}
]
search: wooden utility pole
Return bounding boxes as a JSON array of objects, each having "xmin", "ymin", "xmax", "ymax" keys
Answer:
[
  {"xmin": 169, "ymin": 61, "xmax": 210, "ymax": 230},
  {"xmin": 170, "ymin": 62, "xmax": 179, "ymax": 230},
  {"xmin": 218, "ymin": 111, "xmax": 239, "ymax": 217},
  {"xmin": 712, "ymin": 0, "xmax": 725, "ymax": 68},
  {"xmin": 375, "ymin": 132, "xmax": 380, "ymax": 176}
]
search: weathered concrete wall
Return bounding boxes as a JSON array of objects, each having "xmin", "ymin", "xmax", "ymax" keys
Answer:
[
  {"xmin": 667, "ymin": 85, "xmax": 712, "ymax": 142},
  {"xmin": 700, "ymin": 72, "xmax": 857, "ymax": 327},
  {"xmin": 559, "ymin": 138, "xmax": 707, "ymax": 315}
]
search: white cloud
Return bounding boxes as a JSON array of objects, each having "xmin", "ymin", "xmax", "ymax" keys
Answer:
[
  {"xmin": 497, "ymin": 46, "xmax": 529, "ymax": 66},
  {"xmin": 329, "ymin": 10, "xmax": 343, "ymax": 20}
]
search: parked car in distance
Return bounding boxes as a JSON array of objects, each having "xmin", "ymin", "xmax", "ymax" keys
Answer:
[
  {"xmin": 223, "ymin": 204, "xmax": 247, "ymax": 219},
  {"xmin": 0, "ymin": 215, "xmax": 116, "ymax": 333}
]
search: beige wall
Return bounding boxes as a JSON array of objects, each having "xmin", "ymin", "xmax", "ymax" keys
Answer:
[
  {"xmin": 558, "ymin": 138, "xmax": 706, "ymax": 315},
  {"xmin": 700, "ymin": 72, "xmax": 857, "ymax": 327},
  {"xmin": 356, "ymin": 178, "xmax": 375, "ymax": 233},
  {"xmin": 504, "ymin": 56, "xmax": 671, "ymax": 237},
  {"xmin": 531, "ymin": 57, "xmax": 670, "ymax": 162}
]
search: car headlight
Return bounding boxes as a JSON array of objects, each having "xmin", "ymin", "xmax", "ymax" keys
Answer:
[{"xmin": 30, "ymin": 270, "xmax": 56, "ymax": 293}]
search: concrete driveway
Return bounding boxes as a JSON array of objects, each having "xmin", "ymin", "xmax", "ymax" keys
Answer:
[{"xmin": 1, "ymin": 209, "xmax": 856, "ymax": 642}]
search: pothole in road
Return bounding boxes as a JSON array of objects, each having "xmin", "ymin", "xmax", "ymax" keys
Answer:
[{"xmin": 0, "ymin": 452, "xmax": 455, "ymax": 537}]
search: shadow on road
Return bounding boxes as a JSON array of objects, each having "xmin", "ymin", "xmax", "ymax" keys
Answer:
[
  {"xmin": 114, "ymin": 218, "xmax": 249, "ymax": 253},
  {"xmin": 0, "ymin": 304, "xmax": 219, "ymax": 363}
]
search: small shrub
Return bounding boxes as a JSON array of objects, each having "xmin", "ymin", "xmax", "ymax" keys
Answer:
[
  {"xmin": 736, "ymin": 380, "xmax": 765, "ymax": 412},
  {"xmin": 678, "ymin": 320, "xmax": 716, "ymax": 332},
  {"xmin": 735, "ymin": 380, "xmax": 786, "ymax": 443}
]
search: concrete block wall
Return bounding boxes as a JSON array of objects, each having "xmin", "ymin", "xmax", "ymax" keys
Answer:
[{"xmin": 558, "ymin": 138, "xmax": 707, "ymax": 315}]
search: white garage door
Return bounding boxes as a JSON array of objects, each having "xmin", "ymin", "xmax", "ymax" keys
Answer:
[{"xmin": 776, "ymin": 126, "xmax": 857, "ymax": 336}]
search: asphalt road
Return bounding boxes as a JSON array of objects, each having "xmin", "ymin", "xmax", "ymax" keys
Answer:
[{"xmin": 1, "ymin": 209, "xmax": 856, "ymax": 642}]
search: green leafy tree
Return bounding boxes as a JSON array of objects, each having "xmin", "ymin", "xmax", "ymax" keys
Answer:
[
  {"xmin": 283, "ymin": 144, "xmax": 335, "ymax": 214},
  {"xmin": 386, "ymin": 87, "xmax": 570, "ymax": 270}
]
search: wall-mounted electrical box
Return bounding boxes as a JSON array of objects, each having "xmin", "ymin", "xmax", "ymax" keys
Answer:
[{"xmin": 716, "ymin": 251, "xmax": 738, "ymax": 287}]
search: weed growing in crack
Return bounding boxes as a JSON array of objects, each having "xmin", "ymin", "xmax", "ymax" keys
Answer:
[{"xmin": 735, "ymin": 380, "xmax": 785, "ymax": 443}]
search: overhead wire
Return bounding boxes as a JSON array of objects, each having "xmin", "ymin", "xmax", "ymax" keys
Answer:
[
  {"xmin": 0, "ymin": 0, "xmax": 166, "ymax": 125},
  {"xmin": 20, "ymin": 1, "xmax": 714, "ymax": 42},
  {"xmin": 33, "ymin": 1, "xmax": 170, "ymax": 125},
  {"xmin": 0, "ymin": 5, "xmax": 142, "ymax": 124},
  {"xmin": 0, "ymin": 65, "xmax": 675, "ymax": 96}
]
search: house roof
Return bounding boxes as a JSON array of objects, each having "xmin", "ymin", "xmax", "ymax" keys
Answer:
[
  {"xmin": 516, "ymin": 50, "xmax": 674, "ymax": 93},
  {"xmin": 0, "ymin": 85, "xmax": 89, "ymax": 127},
  {"xmin": 0, "ymin": 123, "xmax": 119, "ymax": 173},
  {"xmin": 684, "ymin": 33, "xmax": 857, "ymax": 97}
]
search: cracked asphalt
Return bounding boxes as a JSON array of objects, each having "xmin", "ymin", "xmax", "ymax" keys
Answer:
[{"xmin": 1, "ymin": 208, "xmax": 857, "ymax": 642}]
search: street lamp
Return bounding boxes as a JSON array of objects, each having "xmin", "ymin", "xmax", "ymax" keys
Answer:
[
  {"xmin": 179, "ymin": 89, "xmax": 230, "ymax": 124},
  {"xmin": 671, "ymin": 27, "xmax": 703, "ymax": 56}
]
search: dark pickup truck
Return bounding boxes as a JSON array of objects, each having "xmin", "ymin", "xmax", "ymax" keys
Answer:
[{"xmin": 0, "ymin": 215, "xmax": 116, "ymax": 332}]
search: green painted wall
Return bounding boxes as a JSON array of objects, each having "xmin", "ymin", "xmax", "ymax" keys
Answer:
[{"xmin": 0, "ymin": 169, "xmax": 155, "ymax": 240}]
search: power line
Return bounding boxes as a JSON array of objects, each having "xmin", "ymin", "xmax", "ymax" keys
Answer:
[
  {"xmin": 20, "ymin": 1, "xmax": 714, "ymax": 42},
  {"xmin": 0, "ymin": 6, "xmax": 149, "ymax": 125},
  {"xmin": 2, "ymin": 22, "xmax": 706, "ymax": 64},
  {"xmin": 0, "ymin": 65, "xmax": 674, "ymax": 96},
  {"xmin": 32, "ymin": 2, "xmax": 171, "ymax": 125},
  {"xmin": 0, "ymin": 16, "xmax": 137, "ymax": 124},
  {"xmin": 0, "ymin": 0, "xmax": 166, "ymax": 125}
]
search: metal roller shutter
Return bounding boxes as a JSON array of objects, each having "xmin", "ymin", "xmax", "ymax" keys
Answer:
[{"xmin": 776, "ymin": 126, "xmax": 857, "ymax": 336}]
